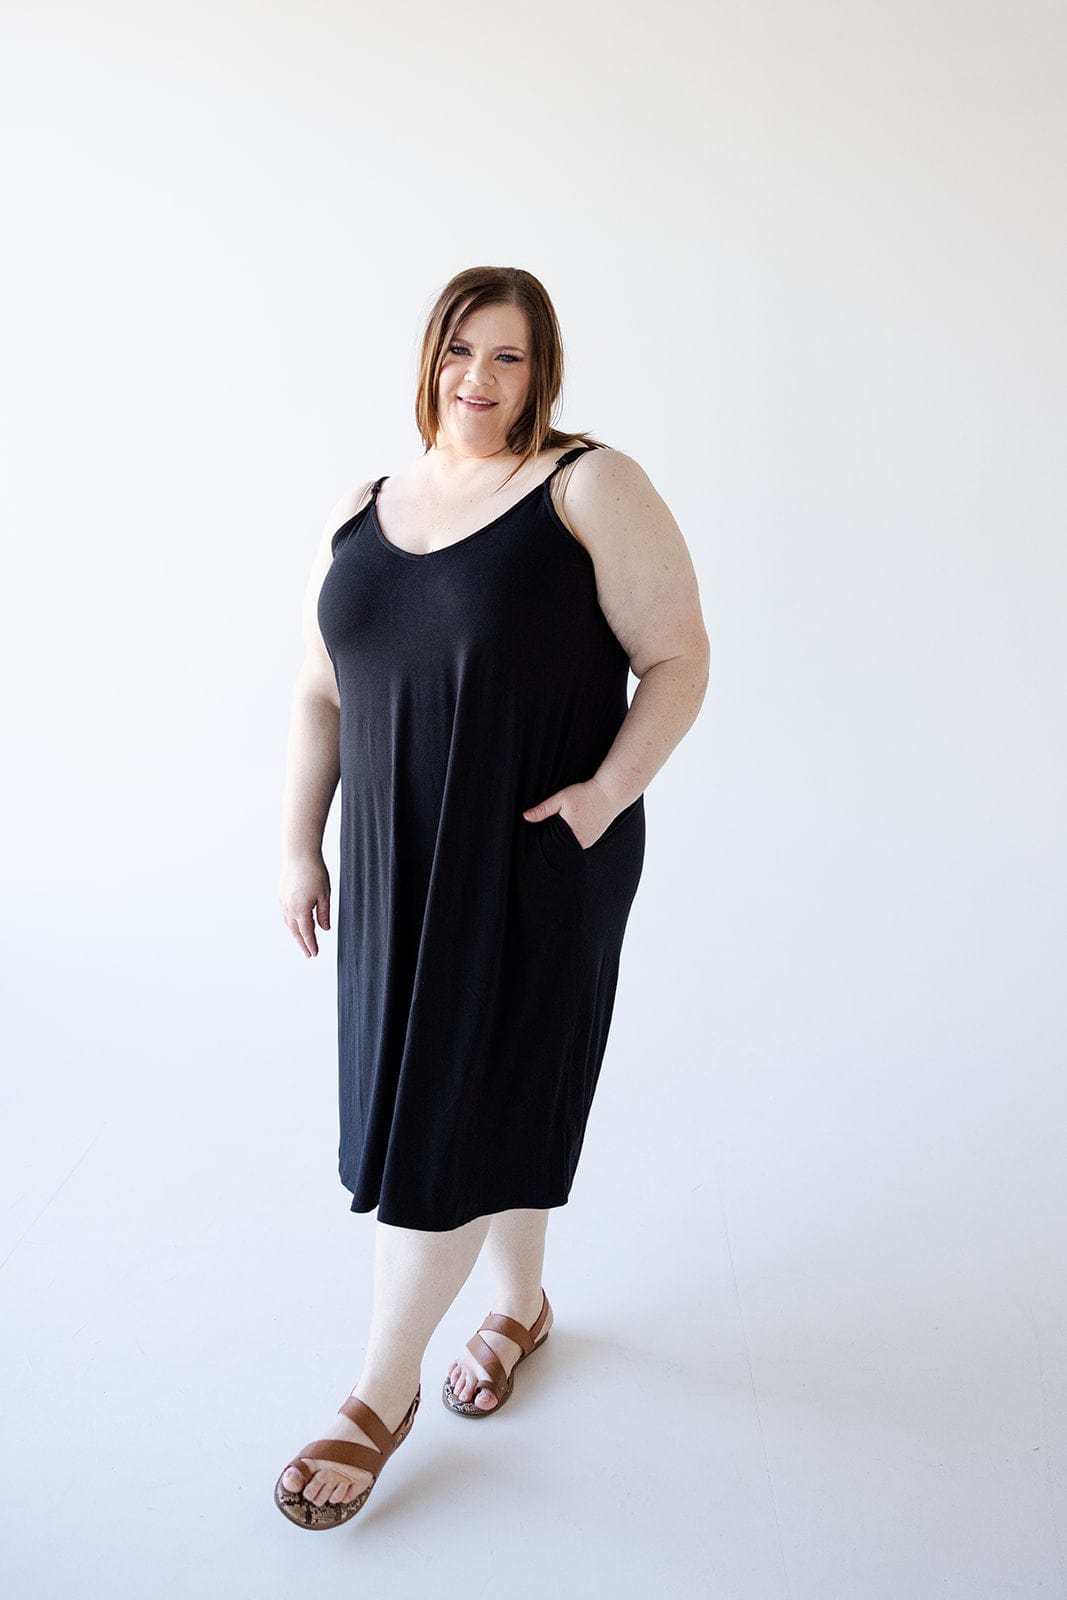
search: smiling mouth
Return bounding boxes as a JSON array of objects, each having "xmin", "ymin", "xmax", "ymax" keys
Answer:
[{"xmin": 459, "ymin": 397, "xmax": 496, "ymax": 408}]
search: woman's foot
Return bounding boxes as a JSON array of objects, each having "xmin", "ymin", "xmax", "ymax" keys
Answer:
[
  {"xmin": 280, "ymin": 1380, "xmax": 418, "ymax": 1508},
  {"xmin": 446, "ymin": 1289, "xmax": 554, "ymax": 1411}
]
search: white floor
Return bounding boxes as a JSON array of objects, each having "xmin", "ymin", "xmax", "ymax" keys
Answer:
[{"xmin": 3, "ymin": 1016, "xmax": 1064, "ymax": 1600}]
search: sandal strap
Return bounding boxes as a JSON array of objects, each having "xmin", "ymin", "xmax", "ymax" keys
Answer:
[
  {"xmin": 461, "ymin": 1290, "xmax": 551, "ymax": 1399},
  {"xmin": 337, "ymin": 1394, "xmax": 396, "ymax": 1455},
  {"xmin": 529, "ymin": 1289, "xmax": 550, "ymax": 1342},
  {"xmin": 466, "ymin": 1333, "xmax": 508, "ymax": 1399},
  {"xmin": 478, "ymin": 1288, "xmax": 549, "ymax": 1355},
  {"xmin": 284, "ymin": 1387, "xmax": 420, "ymax": 1484},
  {"xmin": 288, "ymin": 1438, "xmax": 385, "ymax": 1478}
]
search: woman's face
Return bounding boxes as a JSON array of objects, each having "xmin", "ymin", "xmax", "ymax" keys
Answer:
[{"xmin": 436, "ymin": 301, "xmax": 533, "ymax": 456}]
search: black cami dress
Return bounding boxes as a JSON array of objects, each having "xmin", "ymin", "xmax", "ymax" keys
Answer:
[{"xmin": 315, "ymin": 444, "xmax": 645, "ymax": 1230}]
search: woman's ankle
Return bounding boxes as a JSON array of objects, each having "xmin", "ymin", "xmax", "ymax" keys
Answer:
[
  {"xmin": 491, "ymin": 1284, "xmax": 546, "ymax": 1323},
  {"xmin": 351, "ymin": 1368, "xmax": 422, "ymax": 1423}
]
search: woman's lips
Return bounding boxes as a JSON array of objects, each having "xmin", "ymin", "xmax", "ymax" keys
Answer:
[{"xmin": 459, "ymin": 397, "xmax": 496, "ymax": 409}]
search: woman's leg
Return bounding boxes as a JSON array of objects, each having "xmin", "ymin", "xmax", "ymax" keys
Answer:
[
  {"xmin": 446, "ymin": 1206, "xmax": 555, "ymax": 1412},
  {"xmin": 282, "ymin": 1211, "xmax": 492, "ymax": 1507}
]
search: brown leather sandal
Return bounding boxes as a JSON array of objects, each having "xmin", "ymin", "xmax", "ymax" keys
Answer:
[
  {"xmin": 442, "ymin": 1289, "xmax": 552, "ymax": 1418},
  {"xmin": 274, "ymin": 1385, "xmax": 421, "ymax": 1530}
]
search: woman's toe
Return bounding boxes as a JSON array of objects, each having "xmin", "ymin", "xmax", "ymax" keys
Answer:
[
  {"xmin": 474, "ymin": 1389, "xmax": 497, "ymax": 1410},
  {"xmin": 328, "ymin": 1478, "xmax": 348, "ymax": 1504}
]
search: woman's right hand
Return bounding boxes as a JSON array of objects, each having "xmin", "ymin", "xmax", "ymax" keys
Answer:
[{"xmin": 279, "ymin": 851, "xmax": 332, "ymax": 958}]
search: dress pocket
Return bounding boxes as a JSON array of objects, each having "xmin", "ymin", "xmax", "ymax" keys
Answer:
[
  {"xmin": 538, "ymin": 811, "xmax": 587, "ymax": 874},
  {"xmin": 540, "ymin": 797, "xmax": 643, "ymax": 871},
  {"xmin": 552, "ymin": 813, "xmax": 586, "ymax": 852}
]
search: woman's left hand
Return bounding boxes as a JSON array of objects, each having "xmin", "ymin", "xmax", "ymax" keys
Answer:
[{"xmin": 521, "ymin": 778, "xmax": 622, "ymax": 850}]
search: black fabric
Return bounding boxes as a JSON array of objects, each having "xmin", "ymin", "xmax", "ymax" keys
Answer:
[{"xmin": 316, "ymin": 444, "xmax": 645, "ymax": 1230}]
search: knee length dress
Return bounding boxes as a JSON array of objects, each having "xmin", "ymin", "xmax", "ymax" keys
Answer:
[{"xmin": 316, "ymin": 443, "xmax": 645, "ymax": 1231}]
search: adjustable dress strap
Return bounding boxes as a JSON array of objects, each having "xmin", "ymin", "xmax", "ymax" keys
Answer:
[
  {"xmin": 552, "ymin": 444, "xmax": 598, "ymax": 473},
  {"xmin": 355, "ymin": 474, "xmax": 388, "ymax": 519},
  {"xmin": 545, "ymin": 444, "xmax": 598, "ymax": 502}
]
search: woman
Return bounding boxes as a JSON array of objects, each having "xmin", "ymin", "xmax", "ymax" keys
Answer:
[{"xmin": 275, "ymin": 265, "xmax": 709, "ymax": 1529}]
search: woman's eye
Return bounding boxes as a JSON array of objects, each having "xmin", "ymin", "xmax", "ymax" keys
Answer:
[{"xmin": 448, "ymin": 343, "xmax": 520, "ymax": 362}]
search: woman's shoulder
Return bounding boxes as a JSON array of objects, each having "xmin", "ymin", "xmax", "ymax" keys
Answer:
[
  {"xmin": 550, "ymin": 442, "xmax": 652, "ymax": 537},
  {"xmin": 331, "ymin": 477, "xmax": 378, "ymax": 521},
  {"xmin": 318, "ymin": 478, "xmax": 378, "ymax": 561},
  {"xmin": 558, "ymin": 440, "xmax": 644, "ymax": 496},
  {"xmin": 567, "ymin": 440, "xmax": 643, "ymax": 477}
]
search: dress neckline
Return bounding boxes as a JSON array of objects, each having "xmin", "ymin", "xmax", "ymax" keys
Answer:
[{"xmin": 371, "ymin": 448, "xmax": 589, "ymax": 560}]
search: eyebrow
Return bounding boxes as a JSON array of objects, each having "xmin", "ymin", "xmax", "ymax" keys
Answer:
[{"xmin": 450, "ymin": 335, "xmax": 526, "ymax": 353}]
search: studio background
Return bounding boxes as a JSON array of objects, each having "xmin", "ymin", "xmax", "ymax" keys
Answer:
[{"xmin": 1, "ymin": 2, "xmax": 1063, "ymax": 1597}]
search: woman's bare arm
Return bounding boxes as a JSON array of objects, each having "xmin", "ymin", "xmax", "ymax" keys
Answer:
[
  {"xmin": 278, "ymin": 482, "xmax": 373, "ymax": 955},
  {"xmin": 527, "ymin": 449, "xmax": 710, "ymax": 843}
]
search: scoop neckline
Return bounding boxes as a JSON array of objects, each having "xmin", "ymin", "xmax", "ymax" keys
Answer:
[{"xmin": 370, "ymin": 453, "xmax": 580, "ymax": 560}]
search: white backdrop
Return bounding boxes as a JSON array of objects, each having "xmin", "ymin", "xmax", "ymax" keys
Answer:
[{"xmin": 2, "ymin": 3, "xmax": 1064, "ymax": 1597}]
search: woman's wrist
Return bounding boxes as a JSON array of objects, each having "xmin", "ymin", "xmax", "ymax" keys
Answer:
[{"xmin": 281, "ymin": 839, "xmax": 326, "ymax": 864}]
